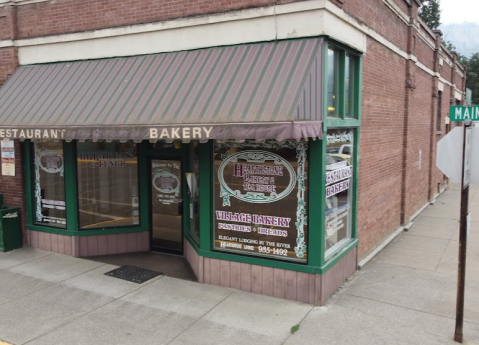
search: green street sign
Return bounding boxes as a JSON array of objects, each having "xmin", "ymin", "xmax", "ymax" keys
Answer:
[{"xmin": 450, "ymin": 105, "xmax": 479, "ymax": 121}]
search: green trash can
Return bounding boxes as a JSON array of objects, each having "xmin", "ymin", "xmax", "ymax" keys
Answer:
[{"xmin": 0, "ymin": 195, "xmax": 22, "ymax": 252}]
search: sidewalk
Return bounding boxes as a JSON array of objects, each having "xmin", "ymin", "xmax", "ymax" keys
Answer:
[{"xmin": 0, "ymin": 184, "xmax": 478, "ymax": 345}]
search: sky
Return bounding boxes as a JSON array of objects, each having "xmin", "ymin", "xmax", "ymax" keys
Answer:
[{"xmin": 440, "ymin": 0, "xmax": 479, "ymax": 24}]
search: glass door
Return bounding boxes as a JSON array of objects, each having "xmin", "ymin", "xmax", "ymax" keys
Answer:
[{"xmin": 150, "ymin": 158, "xmax": 183, "ymax": 254}]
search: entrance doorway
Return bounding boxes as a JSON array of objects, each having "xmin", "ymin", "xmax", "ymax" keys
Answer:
[{"xmin": 150, "ymin": 158, "xmax": 183, "ymax": 254}]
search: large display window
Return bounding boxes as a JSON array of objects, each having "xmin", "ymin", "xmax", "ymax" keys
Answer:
[
  {"xmin": 214, "ymin": 140, "xmax": 308, "ymax": 262},
  {"xmin": 325, "ymin": 129, "xmax": 354, "ymax": 258},
  {"xmin": 33, "ymin": 142, "xmax": 66, "ymax": 228},
  {"xmin": 77, "ymin": 141, "xmax": 139, "ymax": 229}
]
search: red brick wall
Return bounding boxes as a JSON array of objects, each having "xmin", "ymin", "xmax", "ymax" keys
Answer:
[
  {"xmin": 402, "ymin": 68, "xmax": 434, "ymax": 219},
  {"xmin": 415, "ymin": 34, "xmax": 435, "ymax": 71},
  {"xmin": 393, "ymin": 0, "xmax": 411, "ymax": 15},
  {"xmin": 441, "ymin": 62, "xmax": 452, "ymax": 82},
  {"xmin": 0, "ymin": 141, "xmax": 27, "ymax": 246},
  {"xmin": 0, "ymin": 47, "xmax": 17, "ymax": 86},
  {"xmin": 431, "ymin": 83, "xmax": 452, "ymax": 192},
  {"xmin": 343, "ymin": 0, "xmax": 409, "ymax": 52},
  {"xmin": 16, "ymin": 0, "xmax": 303, "ymax": 39},
  {"xmin": 357, "ymin": 38, "xmax": 406, "ymax": 257},
  {"xmin": 0, "ymin": 6, "xmax": 15, "ymax": 40}
]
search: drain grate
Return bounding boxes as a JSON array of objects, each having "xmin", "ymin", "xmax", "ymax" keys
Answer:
[{"xmin": 104, "ymin": 265, "xmax": 162, "ymax": 284}]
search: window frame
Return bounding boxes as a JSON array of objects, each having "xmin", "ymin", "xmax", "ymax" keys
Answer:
[
  {"xmin": 325, "ymin": 41, "xmax": 361, "ymax": 122},
  {"xmin": 76, "ymin": 140, "xmax": 141, "ymax": 231},
  {"xmin": 321, "ymin": 40, "xmax": 362, "ymax": 264},
  {"xmin": 24, "ymin": 140, "xmax": 148, "ymax": 236},
  {"xmin": 30, "ymin": 141, "xmax": 68, "ymax": 229}
]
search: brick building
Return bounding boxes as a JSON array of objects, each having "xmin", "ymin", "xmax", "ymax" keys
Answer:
[{"xmin": 0, "ymin": 0, "xmax": 465, "ymax": 304}]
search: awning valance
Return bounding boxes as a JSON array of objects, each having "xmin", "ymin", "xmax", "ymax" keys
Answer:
[{"xmin": 0, "ymin": 38, "xmax": 324, "ymax": 142}]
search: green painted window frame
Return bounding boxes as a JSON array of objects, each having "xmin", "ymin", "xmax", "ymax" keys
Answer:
[
  {"xmin": 145, "ymin": 142, "xmax": 192, "ymax": 247},
  {"xmin": 185, "ymin": 40, "xmax": 363, "ymax": 275},
  {"xmin": 325, "ymin": 41, "xmax": 362, "ymax": 123},
  {"xmin": 183, "ymin": 138, "xmax": 358, "ymax": 275},
  {"xmin": 321, "ymin": 39, "xmax": 362, "ymax": 265},
  {"xmin": 24, "ymin": 140, "xmax": 149, "ymax": 236}
]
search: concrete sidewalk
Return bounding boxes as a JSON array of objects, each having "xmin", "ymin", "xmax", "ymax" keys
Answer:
[{"xmin": 0, "ymin": 184, "xmax": 478, "ymax": 345}]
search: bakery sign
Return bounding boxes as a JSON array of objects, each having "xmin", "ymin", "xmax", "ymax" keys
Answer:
[
  {"xmin": 217, "ymin": 151, "xmax": 297, "ymax": 205},
  {"xmin": 0, "ymin": 122, "xmax": 321, "ymax": 142},
  {"xmin": 214, "ymin": 140, "xmax": 308, "ymax": 262}
]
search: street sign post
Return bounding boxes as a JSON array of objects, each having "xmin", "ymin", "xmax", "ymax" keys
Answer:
[
  {"xmin": 454, "ymin": 120, "xmax": 472, "ymax": 343},
  {"xmin": 440, "ymin": 106, "xmax": 476, "ymax": 343}
]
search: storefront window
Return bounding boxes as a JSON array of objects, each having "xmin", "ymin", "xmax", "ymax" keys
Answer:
[
  {"xmin": 33, "ymin": 142, "xmax": 66, "ymax": 228},
  {"xmin": 345, "ymin": 54, "xmax": 357, "ymax": 118},
  {"xmin": 77, "ymin": 141, "xmax": 139, "ymax": 229},
  {"xmin": 327, "ymin": 48, "xmax": 340, "ymax": 118},
  {"xmin": 325, "ymin": 129, "xmax": 354, "ymax": 258},
  {"xmin": 188, "ymin": 141, "xmax": 200, "ymax": 239},
  {"xmin": 214, "ymin": 140, "xmax": 308, "ymax": 263}
]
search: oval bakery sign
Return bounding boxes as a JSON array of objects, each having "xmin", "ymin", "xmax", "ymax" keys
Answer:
[{"xmin": 218, "ymin": 150, "xmax": 297, "ymax": 205}]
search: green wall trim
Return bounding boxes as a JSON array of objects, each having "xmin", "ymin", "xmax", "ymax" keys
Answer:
[
  {"xmin": 199, "ymin": 141, "xmax": 213, "ymax": 251},
  {"xmin": 308, "ymin": 139, "xmax": 323, "ymax": 267},
  {"xmin": 64, "ymin": 141, "xmax": 79, "ymax": 232},
  {"xmin": 319, "ymin": 239, "xmax": 358, "ymax": 274},
  {"xmin": 23, "ymin": 140, "xmax": 34, "ymax": 225},
  {"xmin": 326, "ymin": 119, "xmax": 360, "ymax": 128},
  {"xmin": 356, "ymin": 57, "xmax": 363, "ymax": 122},
  {"xmin": 338, "ymin": 50, "xmax": 346, "ymax": 117},
  {"xmin": 351, "ymin": 128, "xmax": 360, "ymax": 239},
  {"xmin": 138, "ymin": 141, "xmax": 150, "ymax": 240},
  {"xmin": 27, "ymin": 225, "xmax": 148, "ymax": 236},
  {"xmin": 26, "ymin": 225, "xmax": 75, "ymax": 235}
]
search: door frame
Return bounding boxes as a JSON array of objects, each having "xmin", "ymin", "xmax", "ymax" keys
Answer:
[{"xmin": 146, "ymin": 144, "xmax": 190, "ymax": 255}]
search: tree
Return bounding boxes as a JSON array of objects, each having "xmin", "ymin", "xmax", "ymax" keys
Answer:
[
  {"xmin": 419, "ymin": 0, "xmax": 441, "ymax": 30},
  {"xmin": 443, "ymin": 39, "xmax": 456, "ymax": 52},
  {"xmin": 462, "ymin": 54, "xmax": 479, "ymax": 105}
]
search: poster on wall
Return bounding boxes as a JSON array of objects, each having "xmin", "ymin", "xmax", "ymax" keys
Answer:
[
  {"xmin": 214, "ymin": 140, "xmax": 308, "ymax": 262},
  {"xmin": 1, "ymin": 139, "xmax": 15, "ymax": 176},
  {"xmin": 325, "ymin": 129, "xmax": 353, "ymax": 253}
]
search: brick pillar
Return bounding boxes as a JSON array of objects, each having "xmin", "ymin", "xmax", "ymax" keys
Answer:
[
  {"xmin": 400, "ymin": 2, "xmax": 419, "ymax": 224},
  {"xmin": 427, "ymin": 29, "xmax": 443, "ymax": 200}
]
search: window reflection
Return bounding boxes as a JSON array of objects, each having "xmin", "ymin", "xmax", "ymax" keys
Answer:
[
  {"xmin": 325, "ymin": 129, "xmax": 354, "ymax": 257},
  {"xmin": 33, "ymin": 142, "xmax": 66, "ymax": 228},
  {"xmin": 77, "ymin": 141, "xmax": 139, "ymax": 229},
  {"xmin": 327, "ymin": 48, "xmax": 340, "ymax": 118},
  {"xmin": 345, "ymin": 54, "xmax": 356, "ymax": 118}
]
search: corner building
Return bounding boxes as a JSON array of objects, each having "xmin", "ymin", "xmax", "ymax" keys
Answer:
[{"xmin": 0, "ymin": 0, "xmax": 464, "ymax": 304}]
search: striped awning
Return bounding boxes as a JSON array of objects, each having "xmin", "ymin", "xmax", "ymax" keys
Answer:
[{"xmin": 0, "ymin": 38, "xmax": 323, "ymax": 142}]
